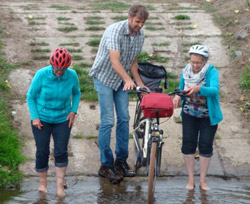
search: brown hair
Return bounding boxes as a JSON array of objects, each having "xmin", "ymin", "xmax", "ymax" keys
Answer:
[{"xmin": 129, "ymin": 5, "xmax": 149, "ymax": 20}]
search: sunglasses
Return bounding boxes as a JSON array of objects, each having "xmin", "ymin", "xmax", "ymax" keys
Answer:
[{"xmin": 52, "ymin": 66, "xmax": 67, "ymax": 71}]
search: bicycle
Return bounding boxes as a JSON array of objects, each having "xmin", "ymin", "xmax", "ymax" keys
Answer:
[{"xmin": 132, "ymin": 62, "xmax": 184, "ymax": 204}]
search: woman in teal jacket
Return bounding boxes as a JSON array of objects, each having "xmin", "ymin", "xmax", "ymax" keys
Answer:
[
  {"xmin": 173, "ymin": 45, "xmax": 223, "ymax": 191},
  {"xmin": 27, "ymin": 48, "xmax": 81, "ymax": 197}
]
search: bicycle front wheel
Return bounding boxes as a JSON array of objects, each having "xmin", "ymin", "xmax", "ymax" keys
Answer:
[{"xmin": 147, "ymin": 141, "xmax": 157, "ymax": 204}]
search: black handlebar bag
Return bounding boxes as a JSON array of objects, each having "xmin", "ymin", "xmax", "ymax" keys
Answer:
[{"xmin": 138, "ymin": 62, "xmax": 168, "ymax": 91}]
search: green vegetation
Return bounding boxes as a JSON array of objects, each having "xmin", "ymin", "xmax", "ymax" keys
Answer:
[
  {"xmin": 138, "ymin": 51, "xmax": 151, "ymax": 63},
  {"xmin": 240, "ymin": 63, "xmax": 250, "ymax": 89},
  {"xmin": 174, "ymin": 15, "xmax": 190, "ymax": 20},
  {"xmin": 90, "ymin": 2, "xmax": 129, "ymax": 12},
  {"xmin": 50, "ymin": 4, "xmax": 71, "ymax": 10},
  {"xmin": 74, "ymin": 62, "xmax": 92, "ymax": 68},
  {"xmin": 87, "ymin": 39, "xmax": 101, "ymax": 47},
  {"xmin": 59, "ymin": 42, "xmax": 80, "ymax": 47},
  {"xmin": 57, "ymin": 26, "xmax": 78, "ymax": 33},
  {"xmin": 85, "ymin": 26, "xmax": 105, "ymax": 31},
  {"xmin": 31, "ymin": 48, "xmax": 50, "ymax": 53},
  {"xmin": 66, "ymin": 48, "xmax": 82, "ymax": 53},
  {"xmin": 85, "ymin": 20, "xmax": 105, "ymax": 25},
  {"xmin": 111, "ymin": 15, "xmax": 127, "ymax": 21},
  {"xmin": 72, "ymin": 134, "xmax": 83, "ymax": 139},
  {"xmin": 0, "ymin": 30, "xmax": 25, "ymax": 188},
  {"xmin": 146, "ymin": 5, "xmax": 156, "ymax": 10},
  {"xmin": 28, "ymin": 21, "xmax": 46, "ymax": 25},
  {"xmin": 145, "ymin": 26, "xmax": 165, "ymax": 31},
  {"xmin": 72, "ymin": 65, "xmax": 98, "ymax": 101},
  {"xmin": 71, "ymin": 55, "xmax": 84, "ymax": 61},
  {"xmin": 57, "ymin": 17, "xmax": 71, "ymax": 21},
  {"xmin": 201, "ymin": 2, "xmax": 216, "ymax": 13},
  {"xmin": 87, "ymin": 135, "xmax": 98, "ymax": 139},
  {"xmin": 152, "ymin": 42, "xmax": 170, "ymax": 47},
  {"xmin": 138, "ymin": 51, "xmax": 169, "ymax": 63},
  {"xmin": 33, "ymin": 55, "xmax": 49, "ymax": 60},
  {"xmin": 30, "ymin": 42, "xmax": 49, "ymax": 46},
  {"xmin": 145, "ymin": 21, "xmax": 163, "ymax": 26},
  {"xmin": 84, "ymin": 16, "xmax": 103, "ymax": 20}
]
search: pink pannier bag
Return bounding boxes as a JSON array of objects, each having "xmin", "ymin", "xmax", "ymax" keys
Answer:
[{"xmin": 140, "ymin": 93, "xmax": 174, "ymax": 118}]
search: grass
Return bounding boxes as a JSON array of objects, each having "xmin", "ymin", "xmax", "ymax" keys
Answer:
[
  {"xmin": 59, "ymin": 42, "xmax": 80, "ymax": 47},
  {"xmin": 85, "ymin": 26, "xmax": 105, "ymax": 31},
  {"xmin": 50, "ymin": 4, "xmax": 71, "ymax": 10},
  {"xmin": 57, "ymin": 26, "xmax": 78, "ymax": 33},
  {"xmin": 31, "ymin": 48, "xmax": 50, "ymax": 53},
  {"xmin": 30, "ymin": 42, "xmax": 49, "ymax": 46},
  {"xmin": 85, "ymin": 20, "xmax": 105, "ymax": 25},
  {"xmin": 152, "ymin": 42, "xmax": 170, "ymax": 47},
  {"xmin": 0, "ymin": 32, "xmax": 25, "ymax": 187},
  {"xmin": 90, "ymin": 2, "xmax": 129, "ymax": 12},
  {"xmin": 174, "ymin": 15, "xmax": 190, "ymax": 20},
  {"xmin": 111, "ymin": 16, "xmax": 127, "ymax": 21},
  {"xmin": 240, "ymin": 63, "xmax": 250, "ymax": 89},
  {"xmin": 86, "ymin": 135, "xmax": 98, "ymax": 139},
  {"xmin": 66, "ymin": 48, "xmax": 82, "ymax": 53},
  {"xmin": 57, "ymin": 17, "xmax": 71, "ymax": 21},
  {"xmin": 87, "ymin": 39, "xmax": 101, "ymax": 47},
  {"xmin": 138, "ymin": 51, "xmax": 169, "ymax": 63},
  {"xmin": 145, "ymin": 26, "xmax": 165, "ymax": 31},
  {"xmin": 84, "ymin": 16, "xmax": 103, "ymax": 20},
  {"xmin": 138, "ymin": 51, "xmax": 151, "ymax": 63},
  {"xmin": 73, "ymin": 62, "xmax": 92, "ymax": 68},
  {"xmin": 72, "ymin": 134, "xmax": 83, "ymax": 139},
  {"xmin": 71, "ymin": 55, "xmax": 84, "ymax": 61},
  {"xmin": 71, "ymin": 65, "xmax": 98, "ymax": 101},
  {"xmin": 146, "ymin": 5, "xmax": 156, "ymax": 10}
]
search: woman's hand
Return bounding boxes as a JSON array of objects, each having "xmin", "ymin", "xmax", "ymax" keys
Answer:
[
  {"xmin": 32, "ymin": 118, "xmax": 43, "ymax": 130},
  {"xmin": 173, "ymin": 95, "xmax": 181, "ymax": 109},
  {"xmin": 183, "ymin": 85, "xmax": 200, "ymax": 96},
  {"xmin": 66, "ymin": 112, "xmax": 76, "ymax": 128}
]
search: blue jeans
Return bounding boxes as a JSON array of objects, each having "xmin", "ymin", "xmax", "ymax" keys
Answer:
[
  {"xmin": 181, "ymin": 112, "xmax": 218, "ymax": 157},
  {"xmin": 94, "ymin": 78, "xmax": 130, "ymax": 167},
  {"xmin": 31, "ymin": 120, "xmax": 71, "ymax": 172}
]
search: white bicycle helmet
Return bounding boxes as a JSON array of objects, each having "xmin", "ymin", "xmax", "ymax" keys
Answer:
[{"xmin": 188, "ymin": 45, "xmax": 210, "ymax": 58}]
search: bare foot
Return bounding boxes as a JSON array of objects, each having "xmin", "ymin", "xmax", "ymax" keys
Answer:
[
  {"xmin": 57, "ymin": 188, "xmax": 66, "ymax": 198},
  {"xmin": 200, "ymin": 182, "xmax": 210, "ymax": 191},
  {"xmin": 186, "ymin": 183, "xmax": 195, "ymax": 190},
  {"xmin": 39, "ymin": 185, "xmax": 48, "ymax": 193}
]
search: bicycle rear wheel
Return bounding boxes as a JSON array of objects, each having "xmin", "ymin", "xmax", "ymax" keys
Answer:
[{"xmin": 147, "ymin": 141, "xmax": 157, "ymax": 204}]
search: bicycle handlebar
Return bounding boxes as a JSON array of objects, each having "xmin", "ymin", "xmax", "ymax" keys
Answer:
[{"xmin": 134, "ymin": 87, "xmax": 187, "ymax": 97}]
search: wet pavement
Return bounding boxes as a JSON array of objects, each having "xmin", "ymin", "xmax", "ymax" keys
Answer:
[{"xmin": 1, "ymin": 176, "xmax": 250, "ymax": 204}]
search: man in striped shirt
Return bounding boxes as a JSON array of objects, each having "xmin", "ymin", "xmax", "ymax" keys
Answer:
[{"xmin": 89, "ymin": 5, "xmax": 149, "ymax": 184}]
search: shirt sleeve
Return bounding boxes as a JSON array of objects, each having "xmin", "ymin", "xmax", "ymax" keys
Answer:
[
  {"xmin": 199, "ymin": 68, "xmax": 219, "ymax": 97},
  {"xmin": 26, "ymin": 71, "xmax": 42, "ymax": 120}
]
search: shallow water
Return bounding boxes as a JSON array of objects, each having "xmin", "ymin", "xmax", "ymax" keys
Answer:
[{"xmin": 1, "ymin": 176, "xmax": 250, "ymax": 204}]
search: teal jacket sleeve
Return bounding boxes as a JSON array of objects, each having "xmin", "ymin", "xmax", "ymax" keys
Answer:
[
  {"xmin": 199, "ymin": 66, "xmax": 219, "ymax": 97},
  {"xmin": 71, "ymin": 70, "xmax": 81, "ymax": 113},
  {"xmin": 27, "ymin": 71, "xmax": 42, "ymax": 120}
]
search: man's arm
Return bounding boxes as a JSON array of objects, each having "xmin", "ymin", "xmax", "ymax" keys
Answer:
[{"xmin": 109, "ymin": 50, "xmax": 135, "ymax": 90}]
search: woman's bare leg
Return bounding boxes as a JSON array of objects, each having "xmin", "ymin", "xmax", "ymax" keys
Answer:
[
  {"xmin": 183, "ymin": 154, "xmax": 195, "ymax": 190},
  {"xmin": 199, "ymin": 155, "xmax": 211, "ymax": 190}
]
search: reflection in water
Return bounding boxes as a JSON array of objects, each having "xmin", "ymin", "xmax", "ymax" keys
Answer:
[
  {"xmin": 1, "ymin": 176, "xmax": 250, "ymax": 204},
  {"xmin": 183, "ymin": 190, "xmax": 195, "ymax": 204},
  {"xmin": 97, "ymin": 178, "xmax": 146, "ymax": 204}
]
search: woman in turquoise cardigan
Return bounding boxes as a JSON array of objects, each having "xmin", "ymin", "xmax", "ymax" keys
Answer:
[
  {"xmin": 27, "ymin": 48, "xmax": 81, "ymax": 197},
  {"xmin": 173, "ymin": 45, "xmax": 223, "ymax": 191}
]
